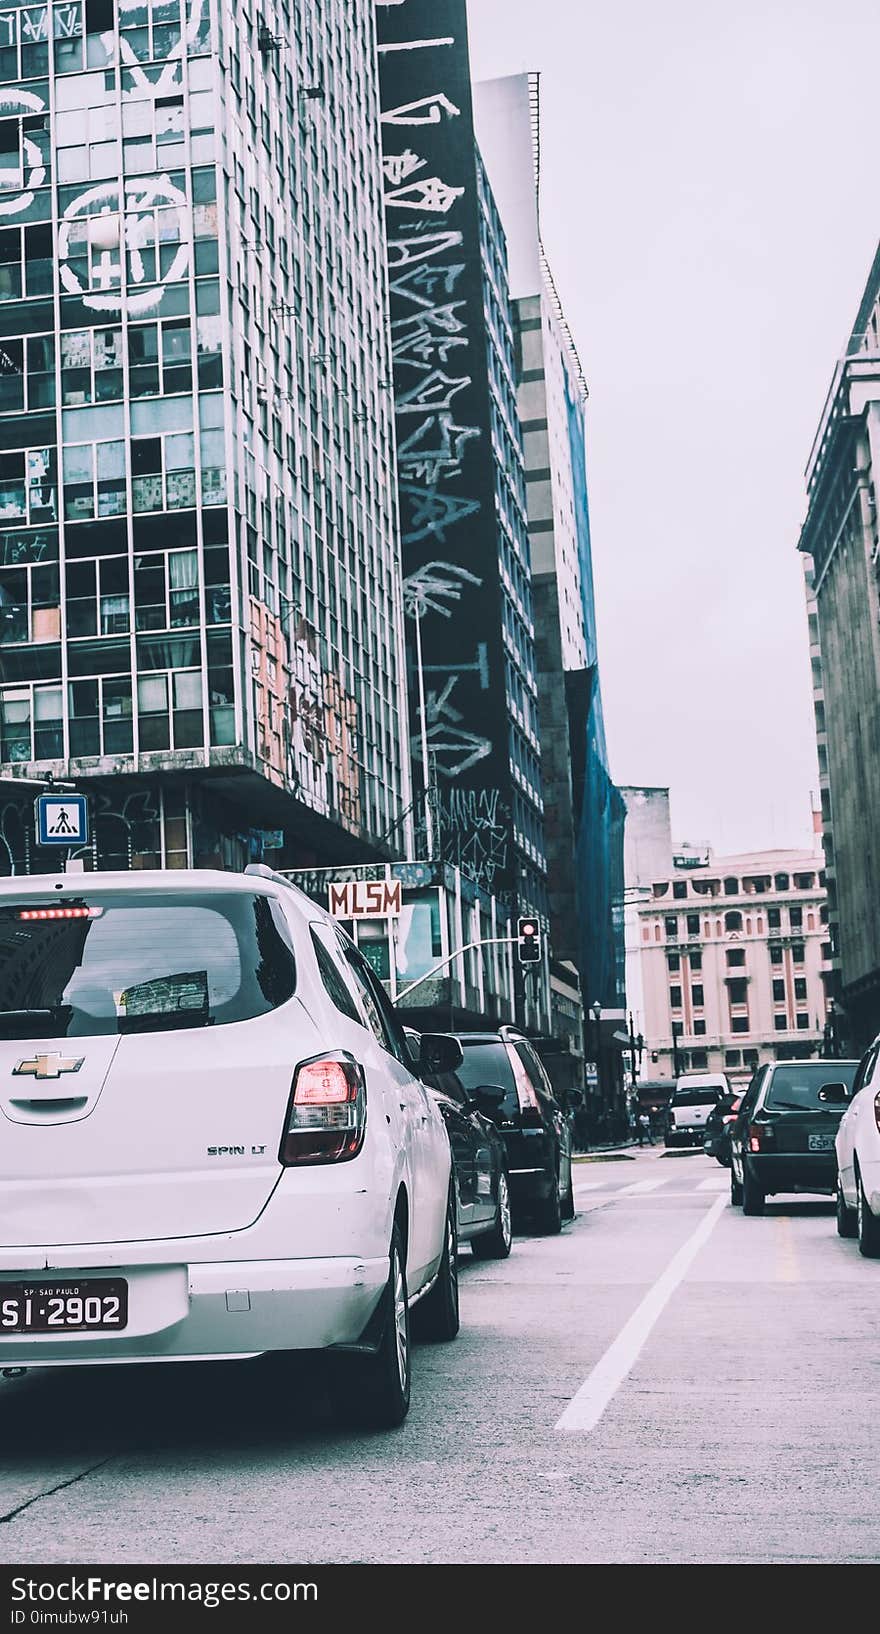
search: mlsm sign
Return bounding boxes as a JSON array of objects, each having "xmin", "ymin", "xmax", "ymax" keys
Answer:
[{"xmin": 329, "ymin": 880, "xmax": 403, "ymax": 919}]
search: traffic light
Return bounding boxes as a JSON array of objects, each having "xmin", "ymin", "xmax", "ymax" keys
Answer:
[{"xmin": 517, "ymin": 916, "xmax": 542, "ymax": 964}]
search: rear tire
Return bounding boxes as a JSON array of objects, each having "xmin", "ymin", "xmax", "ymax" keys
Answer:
[
  {"xmin": 836, "ymin": 1176, "xmax": 858, "ymax": 1239},
  {"xmin": 411, "ymin": 1187, "xmax": 460, "ymax": 1340},
  {"xmin": 742, "ymin": 1164, "xmax": 765, "ymax": 1217},
  {"xmin": 471, "ymin": 1170, "xmax": 513, "ymax": 1260},
  {"xmin": 534, "ymin": 1171, "xmax": 562, "ymax": 1235},
  {"xmin": 857, "ymin": 1171, "xmax": 880, "ymax": 1258},
  {"xmin": 561, "ymin": 1164, "xmax": 575, "ymax": 1222},
  {"xmin": 730, "ymin": 1168, "xmax": 743, "ymax": 1206},
  {"xmin": 335, "ymin": 1223, "xmax": 411, "ymax": 1429}
]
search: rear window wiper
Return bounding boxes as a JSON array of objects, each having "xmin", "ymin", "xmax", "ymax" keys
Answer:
[
  {"xmin": 0, "ymin": 1007, "xmax": 69, "ymax": 1037},
  {"xmin": 769, "ymin": 1098, "xmax": 828, "ymax": 1112}
]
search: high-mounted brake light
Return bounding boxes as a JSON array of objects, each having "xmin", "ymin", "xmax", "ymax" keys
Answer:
[
  {"xmin": 279, "ymin": 1052, "xmax": 366, "ymax": 1166},
  {"xmin": 17, "ymin": 906, "xmax": 102, "ymax": 921}
]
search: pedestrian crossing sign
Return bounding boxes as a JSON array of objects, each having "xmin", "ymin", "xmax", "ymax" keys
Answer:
[{"xmin": 36, "ymin": 794, "xmax": 88, "ymax": 847}]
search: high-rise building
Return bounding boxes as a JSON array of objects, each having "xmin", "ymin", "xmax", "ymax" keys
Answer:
[
  {"xmin": 473, "ymin": 72, "xmax": 626, "ymax": 1018},
  {"xmin": 0, "ymin": 0, "xmax": 409, "ymax": 873},
  {"xmin": 374, "ymin": 0, "xmax": 546, "ymax": 930},
  {"xmin": 798, "ymin": 241, "xmax": 880, "ymax": 1048}
]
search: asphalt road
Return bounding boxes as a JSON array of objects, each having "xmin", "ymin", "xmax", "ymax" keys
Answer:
[{"xmin": 1, "ymin": 1146, "xmax": 879, "ymax": 1565}]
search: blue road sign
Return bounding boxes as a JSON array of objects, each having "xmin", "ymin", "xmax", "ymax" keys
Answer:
[{"xmin": 36, "ymin": 793, "xmax": 88, "ymax": 847}]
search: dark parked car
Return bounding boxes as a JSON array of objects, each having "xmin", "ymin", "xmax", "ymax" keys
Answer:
[
  {"xmin": 729, "ymin": 1058, "xmax": 860, "ymax": 1215},
  {"xmin": 420, "ymin": 1052, "xmax": 513, "ymax": 1260},
  {"xmin": 450, "ymin": 1028, "xmax": 575, "ymax": 1234},
  {"xmin": 702, "ymin": 1092, "xmax": 743, "ymax": 1167}
]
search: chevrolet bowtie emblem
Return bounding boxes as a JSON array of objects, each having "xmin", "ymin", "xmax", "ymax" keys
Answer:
[{"xmin": 13, "ymin": 1053, "xmax": 84, "ymax": 1081}]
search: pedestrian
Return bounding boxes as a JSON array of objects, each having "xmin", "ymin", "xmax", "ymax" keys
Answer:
[{"xmin": 637, "ymin": 1111, "xmax": 653, "ymax": 1146}]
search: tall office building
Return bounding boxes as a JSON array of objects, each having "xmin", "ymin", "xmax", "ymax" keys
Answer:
[
  {"xmin": 0, "ymin": 0, "xmax": 409, "ymax": 873},
  {"xmin": 798, "ymin": 241, "xmax": 880, "ymax": 1047},
  {"xmin": 374, "ymin": 0, "xmax": 547, "ymax": 924},
  {"xmin": 473, "ymin": 72, "xmax": 626, "ymax": 1017}
]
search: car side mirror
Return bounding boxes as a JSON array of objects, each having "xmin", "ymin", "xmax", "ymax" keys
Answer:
[
  {"xmin": 818, "ymin": 1082, "xmax": 849, "ymax": 1104},
  {"xmin": 467, "ymin": 1083, "xmax": 506, "ymax": 1115},
  {"xmin": 418, "ymin": 1033, "xmax": 463, "ymax": 1076}
]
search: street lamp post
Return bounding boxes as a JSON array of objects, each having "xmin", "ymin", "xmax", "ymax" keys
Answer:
[{"xmin": 671, "ymin": 1019, "xmax": 683, "ymax": 1078}]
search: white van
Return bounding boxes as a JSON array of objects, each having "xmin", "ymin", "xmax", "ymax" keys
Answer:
[{"xmin": 665, "ymin": 1073, "xmax": 731, "ymax": 1148}]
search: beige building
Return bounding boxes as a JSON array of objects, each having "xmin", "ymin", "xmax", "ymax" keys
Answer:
[{"xmin": 623, "ymin": 790, "xmax": 831, "ymax": 1086}]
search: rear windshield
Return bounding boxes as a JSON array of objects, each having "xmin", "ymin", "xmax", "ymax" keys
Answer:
[
  {"xmin": 673, "ymin": 1089, "xmax": 721, "ymax": 1108},
  {"xmin": 764, "ymin": 1063, "xmax": 858, "ymax": 1111},
  {"xmin": 0, "ymin": 891, "xmax": 296, "ymax": 1037},
  {"xmin": 451, "ymin": 1041, "xmax": 518, "ymax": 1115}
]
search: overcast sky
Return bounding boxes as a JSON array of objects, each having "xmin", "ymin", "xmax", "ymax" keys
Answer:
[{"xmin": 466, "ymin": 0, "xmax": 880, "ymax": 856}]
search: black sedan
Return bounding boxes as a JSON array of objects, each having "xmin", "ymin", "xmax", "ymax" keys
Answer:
[{"xmin": 729, "ymin": 1058, "xmax": 859, "ymax": 1214}]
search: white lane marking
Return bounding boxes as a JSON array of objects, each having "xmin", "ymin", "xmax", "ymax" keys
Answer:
[
  {"xmin": 616, "ymin": 1177, "xmax": 668, "ymax": 1195},
  {"xmin": 555, "ymin": 1194, "xmax": 727, "ymax": 1435},
  {"xmin": 697, "ymin": 1174, "xmax": 729, "ymax": 1191}
]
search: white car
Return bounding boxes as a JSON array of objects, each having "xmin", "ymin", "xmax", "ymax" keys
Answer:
[
  {"xmin": 0, "ymin": 865, "xmax": 461, "ymax": 1427},
  {"xmin": 835, "ymin": 1035, "xmax": 880, "ymax": 1257}
]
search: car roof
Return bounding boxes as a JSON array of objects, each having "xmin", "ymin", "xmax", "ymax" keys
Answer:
[
  {"xmin": 0, "ymin": 868, "xmax": 318, "ymax": 919},
  {"xmin": 766, "ymin": 1057, "xmax": 859, "ymax": 1070}
]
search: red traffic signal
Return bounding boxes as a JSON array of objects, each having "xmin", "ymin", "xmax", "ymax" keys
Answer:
[{"xmin": 517, "ymin": 916, "xmax": 542, "ymax": 964}]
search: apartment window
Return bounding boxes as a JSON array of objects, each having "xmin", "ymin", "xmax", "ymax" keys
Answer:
[
  {"xmin": 770, "ymin": 945, "xmax": 783, "ymax": 966},
  {"xmin": 669, "ymin": 986, "xmax": 682, "ymax": 1010},
  {"xmin": 692, "ymin": 1020, "xmax": 706, "ymax": 1037},
  {"xmin": 691, "ymin": 984, "xmax": 704, "ymax": 1007},
  {"xmin": 794, "ymin": 977, "xmax": 807, "ymax": 1001},
  {"xmin": 794, "ymin": 873, "xmax": 814, "ymax": 890},
  {"xmin": 672, "ymin": 880, "xmax": 687, "ymax": 899},
  {"xmin": 744, "ymin": 1050, "xmax": 759, "ymax": 1067},
  {"xmin": 724, "ymin": 877, "xmax": 739, "ymax": 895},
  {"xmin": 686, "ymin": 913, "xmax": 700, "ymax": 936},
  {"xmin": 731, "ymin": 1017, "xmax": 749, "ymax": 1034},
  {"xmin": 792, "ymin": 943, "xmax": 805, "ymax": 966},
  {"xmin": 796, "ymin": 1013, "xmax": 810, "ymax": 1031},
  {"xmin": 664, "ymin": 916, "xmax": 677, "ymax": 938},
  {"xmin": 63, "ymin": 440, "xmax": 126, "ymax": 520},
  {"xmin": 728, "ymin": 979, "xmax": 748, "ymax": 1005},
  {"xmin": 666, "ymin": 953, "xmax": 680, "ymax": 972},
  {"xmin": 725, "ymin": 1050, "xmax": 741, "ymax": 1067},
  {"xmin": 724, "ymin": 911, "xmax": 742, "ymax": 932},
  {"xmin": 767, "ymin": 907, "xmax": 781, "ymax": 929},
  {"xmin": 691, "ymin": 1050, "xmax": 708, "ymax": 1069},
  {"xmin": 726, "ymin": 948, "xmax": 745, "ymax": 967},
  {"xmin": 774, "ymin": 873, "xmax": 789, "ymax": 891},
  {"xmin": 774, "ymin": 1015, "xmax": 787, "ymax": 1031},
  {"xmin": 789, "ymin": 905, "xmax": 803, "ymax": 930},
  {"xmin": 772, "ymin": 979, "xmax": 785, "ymax": 1003},
  {"xmin": 689, "ymin": 952, "xmax": 702, "ymax": 972}
]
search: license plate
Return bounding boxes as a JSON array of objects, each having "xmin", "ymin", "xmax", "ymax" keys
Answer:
[
  {"xmin": 808, "ymin": 1133, "xmax": 834, "ymax": 1152},
  {"xmin": 0, "ymin": 1278, "xmax": 128, "ymax": 1334}
]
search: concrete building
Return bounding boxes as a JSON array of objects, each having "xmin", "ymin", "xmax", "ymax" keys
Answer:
[
  {"xmin": 631, "ymin": 834, "xmax": 830, "ymax": 1089},
  {"xmin": 798, "ymin": 242, "xmax": 880, "ymax": 1049},
  {"xmin": 0, "ymin": 0, "xmax": 410, "ymax": 872},
  {"xmin": 472, "ymin": 71, "xmax": 626, "ymax": 1054}
]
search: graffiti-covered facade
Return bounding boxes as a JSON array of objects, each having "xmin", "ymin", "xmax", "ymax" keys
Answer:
[
  {"xmin": 0, "ymin": 0, "xmax": 409, "ymax": 871},
  {"xmin": 375, "ymin": 0, "xmax": 546, "ymax": 916}
]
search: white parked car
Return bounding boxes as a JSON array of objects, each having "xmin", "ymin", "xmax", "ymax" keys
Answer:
[
  {"xmin": 835, "ymin": 1035, "xmax": 880, "ymax": 1256},
  {"xmin": 0, "ymin": 866, "xmax": 461, "ymax": 1427}
]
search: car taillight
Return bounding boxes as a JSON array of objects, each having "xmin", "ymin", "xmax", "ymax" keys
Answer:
[
  {"xmin": 279, "ymin": 1053, "xmax": 366, "ymax": 1166},
  {"xmin": 874, "ymin": 1091, "xmax": 880, "ymax": 1136},
  {"xmin": 507, "ymin": 1049, "xmax": 541, "ymax": 1123},
  {"xmin": 748, "ymin": 1122, "xmax": 774, "ymax": 1153}
]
